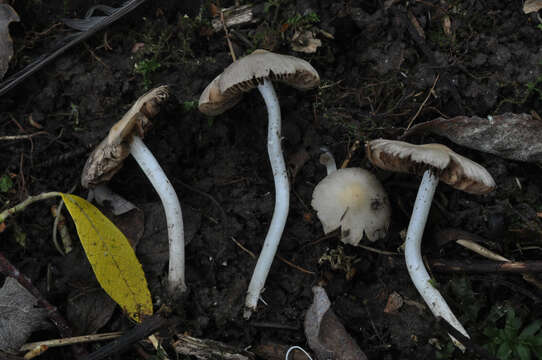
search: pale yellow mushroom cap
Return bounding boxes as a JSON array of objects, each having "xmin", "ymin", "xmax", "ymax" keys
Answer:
[
  {"xmin": 198, "ymin": 49, "xmax": 320, "ymax": 116},
  {"xmin": 311, "ymin": 168, "xmax": 391, "ymax": 245},
  {"xmin": 366, "ymin": 139, "xmax": 496, "ymax": 194}
]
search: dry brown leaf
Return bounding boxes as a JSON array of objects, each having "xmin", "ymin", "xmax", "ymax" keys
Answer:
[
  {"xmin": 304, "ymin": 286, "xmax": 368, "ymax": 360},
  {"xmin": 0, "ymin": 4, "xmax": 19, "ymax": 80},
  {"xmin": 291, "ymin": 31, "xmax": 322, "ymax": 54},
  {"xmin": 384, "ymin": 291, "xmax": 404, "ymax": 314},
  {"xmin": 523, "ymin": 0, "xmax": 542, "ymax": 13},
  {"xmin": 0, "ymin": 278, "xmax": 49, "ymax": 353},
  {"xmin": 403, "ymin": 113, "xmax": 542, "ymax": 163}
]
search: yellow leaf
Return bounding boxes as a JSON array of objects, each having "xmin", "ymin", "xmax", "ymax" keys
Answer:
[{"xmin": 60, "ymin": 193, "xmax": 152, "ymax": 322}]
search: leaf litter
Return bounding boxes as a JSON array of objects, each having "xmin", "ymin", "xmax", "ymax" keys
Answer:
[
  {"xmin": 304, "ymin": 286, "xmax": 368, "ymax": 360},
  {"xmin": 0, "ymin": 278, "xmax": 48, "ymax": 353},
  {"xmin": 403, "ymin": 113, "xmax": 542, "ymax": 163},
  {"xmin": 0, "ymin": 4, "xmax": 19, "ymax": 80}
]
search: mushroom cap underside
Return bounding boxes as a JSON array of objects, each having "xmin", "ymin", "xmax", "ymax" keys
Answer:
[
  {"xmin": 311, "ymin": 168, "xmax": 391, "ymax": 245},
  {"xmin": 81, "ymin": 86, "xmax": 169, "ymax": 188},
  {"xmin": 198, "ymin": 49, "xmax": 320, "ymax": 116},
  {"xmin": 219, "ymin": 49, "xmax": 320, "ymax": 96},
  {"xmin": 366, "ymin": 139, "xmax": 496, "ymax": 194}
]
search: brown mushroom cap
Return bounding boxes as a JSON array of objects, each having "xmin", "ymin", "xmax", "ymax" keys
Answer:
[
  {"xmin": 81, "ymin": 86, "xmax": 169, "ymax": 188},
  {"xmin": 366, "ymin": 139, "xmax": 496, "ymax": 194},
  {"xmin": 198, "ymin": 49, "xmax": 319, "ymax": 116}
]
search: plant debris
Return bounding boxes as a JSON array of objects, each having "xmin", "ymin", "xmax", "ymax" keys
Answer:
[
  {"xmin": 0, "ymin": 4, "xmax": 19, "ymax": 80},
  {"xmin": 304, "ymin": 286, "xmax": 367, "ymax": 360},
  {"xmin": 403, "ymin": 113, "xmax": 542, "ymax": 163},
  {"xmin": 0, "ymin": 278, "xmax": 48, "ymax": 353}
]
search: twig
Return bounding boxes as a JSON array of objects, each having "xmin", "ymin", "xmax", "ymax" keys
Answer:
[
  {"xmin": 456, "ymin": 239, "xmax": 509, "ymax": 262},
  {"xmin": 220, "ymin": 9, "xmax": 236, "ymax": 62},
  {"xmin": 20, "ymin": 332, "xmax": 124, "ymax": 351},
  {"xmin": 80, "ymin": 315, "xmax": 169, "ymax": 360},
  {"xmin": 231, "ymin": 236, "xmax": 256, "ymax": 258},
  {"xmin": 0, "ymin": 192, "xmax": 61, "ymax": 223},
  {"xmin": 430, "ymin": 259, "xmax": 542, "ymax": 273},
  {"xmin": 406, "ymin": 74, "xmax": 439, "ymax": 130},
  {"xmin": 231, "ymin": 237, "xmax": 314, "ymax": 274},
  {"xmin": 277, "ymin": 255, "xmax": 315, "ymax": 275},
  {"xmin": 0, "ymin": 132, "xmax": 49, "ymax": 141},
  {"xmin": 340, "ymin": 140, "xmax": 360, "ymax": 169},
  {"xmin": 357, "ymin": 244, "xmax": 399, "ymax": 256}
]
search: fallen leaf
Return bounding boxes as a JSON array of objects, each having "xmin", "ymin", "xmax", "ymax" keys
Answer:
[
  {"xmin": 61, "ymin": 193, "xmax": 152, "ymax": 322},
  {"xmin": 0, "ymin": 278, "xmax": 49, "ymax": 353},
  {"xmin": 384, "ymin": 291, "xmax": 404, "ymax": 314},
  {"xmin": 0, "ymin": 4, "xmax": 19, "ymax": 80},
  {"xmin": 523, "ymin": 0, "xmax": 542, "ymax": 13},
  {"xmin": 66, "ymin": 287, "xmax": 117, "ymax": 334},
  {"xmin": 291, "ymin": 31, "xmax": 322, "ymax": 53},
  {"xmin": 137, "ymin": 202, "xmax": 200, "ymax": 293},
  {"xmin": 403, "ymin": 113, "xmax": 542, "ymax": 163},
  {"xmin": 304, "ymin": 286, "xmax": 368, "ymax": 360}
]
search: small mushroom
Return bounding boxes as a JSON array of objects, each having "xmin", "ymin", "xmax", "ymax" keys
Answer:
[
  {"xmin": 82, "ymin": 86, "xmax": 187, "ymax": 296},
  {"xmin": 198, "ymin": 49, "xmax": 320, "ymax": 318},
  {"xmin": 311, "ymin": 149, "xmax": 390, "ymax": 245},
  {"xmin": 366, "ymin": 139, "xmax": 495, "ymax": 344}
]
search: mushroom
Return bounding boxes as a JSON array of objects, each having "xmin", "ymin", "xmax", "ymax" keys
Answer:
[
  {"xmin": 311, "ymin": 148, "xmax": 390, "ymax": 245},
  {"xmin": 198, "ymin": 49, "xmax": 320, "ymax": 318},
  {"xmin": 82, "ymin": 86, "xmax": 187, "ymax": 296},
  {"xmin": 365, "ymin": 139, "xmax": 495, "ymax": 343}
]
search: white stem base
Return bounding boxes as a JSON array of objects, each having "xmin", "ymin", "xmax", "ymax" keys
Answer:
[
  {"xmin": 130, "ymin": 136, "xmax": 186, "ymax": 295},
  {"xmin": 405, "ymin": 171, "xmax": 469, "ymax": 344},
  {"xmin": 244, "ymin": 79, "xmax": 290, "ymax": 318}
]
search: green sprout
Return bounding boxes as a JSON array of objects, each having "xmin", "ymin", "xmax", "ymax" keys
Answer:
[
  {"xmin": 134, "ymin": 59, "xmax": 162, "ymax": 90},
  {"xmin": 0, "ymin": 174, "xmax": 13, "ymax": 193}
]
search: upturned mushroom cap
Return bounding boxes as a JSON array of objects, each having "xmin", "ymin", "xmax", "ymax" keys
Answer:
[
  {"xmin": 198, "ymin": 49, "xmax": 319, "ymax": 116},
  {"xmin": 366, "ymin": 139, "xmax": 496, "ymax": 194},
  {"xmin": 81, "ymin": 86, "xmax": 169, "ymax": 188},
  {"xmin": 311, "ymin": 168, "xmax": 391, "ymax": 245}
]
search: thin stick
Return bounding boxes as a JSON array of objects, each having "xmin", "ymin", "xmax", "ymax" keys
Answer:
[
  {"xmin": 231, "ymin": 237, "xmax": 314, "ymax": 274},
  {"xmin": 277, "ymin": 255, "xmax": 315, "ymax": 275},
  {"xmin": 430, "ymin": 259, "xmax": 542, "ymax": 273},
  {"xmin": 231, "ymin": 237, "xmax": 256, "ymax": 259},
  {"xmin": 406, "ymin": 74, "xmax": 439, "ymax": 130},
  {"xmin": 221, "ymin": 9, "xmax": 236, "ymax": 62},
  {"xmin": 340, "ymin": 140, "xmax": 360, "ymax": 169},
  {"xmin": 456, "ymin": 239, "xmax": 509, "ymax": 262},
  {"xmin": 357, "ymin": 244, "xmax": 399, "ymax": 256},
  {"xmin": 20, "ymin": 332, "xmax": 124, "ymax": 351},
  {"xmin": 0, "ymin": 192, "xmax": 61, "ymax": 223},
  {"xmin": 0, "ymin": 131, "xmax": 48, "ymax": 141}
]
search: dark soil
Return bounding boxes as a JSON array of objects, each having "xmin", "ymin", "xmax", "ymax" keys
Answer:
[{"xmin": 2, "ymin": 0, "xmax": 542, "ymax": 359}]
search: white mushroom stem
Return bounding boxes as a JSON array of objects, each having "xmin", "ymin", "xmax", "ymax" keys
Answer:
[
  {"xmin": 319, "ymin": 147, "xmax": 337, "ymax": 175},
  {"xmin": 405, "ymin": 170, "xmax": 468, "ymax": 344},
  {"xmin": 129, "ymin": 135, "xmax": 186, "ymax": 295},
  {"xmin": 244, "ymin": 79, "xmax": 290, "ymax": 318}
]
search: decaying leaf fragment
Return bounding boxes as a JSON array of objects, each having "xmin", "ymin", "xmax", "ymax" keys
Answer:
[
  {"xmin": 291, "ymin": 31, "xmax": 322, "ymax": 53},
  {"xmin": 0, "ymin": 4, "xmax": 19, "ymax": 80},
  {"xmin": 403, "ymin": 113, "xmax": 542, "ymax": 163},
  {"xmin": 304, "ymin": 286, "xmax": 367, "ymax": 360},
  {"xmin": 81, "ymin": 86, "xmax": 169, "ymax": 188},
  {"xmin": 523, "ymin": 0, "xmax": 542, "ymax": 13},
  {"xmin": 0, "ymin": 278, "xmax": 48, "ymax": 353},
  {"xmin": 61, "ymin": 193, "xmax": 152, "ymax": 322}
]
